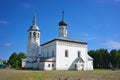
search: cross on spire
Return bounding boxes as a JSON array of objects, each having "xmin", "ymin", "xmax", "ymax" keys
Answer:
[
  {"xmin": 62, "ymin": 11, "xmax": 64, "ymax": 21},
  {"xmin": 32, "ymin": 11, "xmax": 37, "ymax": 25},
  {"xmin": 59, "ymin": 11, "xmax": 67, "ymax": 26}
]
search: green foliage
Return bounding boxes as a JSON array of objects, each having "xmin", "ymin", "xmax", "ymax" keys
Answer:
[
  {"xmin": 109, "ymin": 49, "xmax": 120, "ymax": 68},
  {"xmin": 88, "ymin": 49, "xmax": 120, "ymax": 69},
  {"xmin": 8, "ymin": 52, "xmax": 18, "ymax": 68},
  {"xmin": 8, "ymin": 52, "xmax": 26, "ymax": 69}
]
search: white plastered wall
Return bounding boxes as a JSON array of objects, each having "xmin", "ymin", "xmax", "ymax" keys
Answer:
[{"xmin": 56, "ymin": 41, "xmax": 88, "ymax": 70}]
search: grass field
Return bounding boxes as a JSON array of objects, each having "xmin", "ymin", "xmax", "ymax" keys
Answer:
[{"xmin": 0, "ymin": 69, "xmax": 120, "ymax": 80}]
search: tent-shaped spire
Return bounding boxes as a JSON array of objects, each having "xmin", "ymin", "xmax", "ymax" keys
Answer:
[
  {"xmin": 32, "ymin": 11, "xmax": 37, "ymax": 26},
  {"xmin": 28, "ymin": 12, "xmax": 40, "ymax": 31}
]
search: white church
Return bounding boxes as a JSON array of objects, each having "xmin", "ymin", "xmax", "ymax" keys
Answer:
[{"xmin": 24, "ymin": 12, "xmax": 93, "ymax": 70}]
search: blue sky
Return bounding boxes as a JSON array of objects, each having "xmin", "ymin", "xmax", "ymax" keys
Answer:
[{"xmin": 0, "ymin": 0, "xmax": 120, "ymax": 60}]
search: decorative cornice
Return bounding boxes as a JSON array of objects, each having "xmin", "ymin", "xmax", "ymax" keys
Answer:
[{"xmin": 41, "ymin": 38, "xmax": 87, "ymax": 46}]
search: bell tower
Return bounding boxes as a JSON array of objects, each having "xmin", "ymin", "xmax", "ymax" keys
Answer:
[{"xmin": 26, "ymin": 12, "xmax": 40, "ymax": 63}]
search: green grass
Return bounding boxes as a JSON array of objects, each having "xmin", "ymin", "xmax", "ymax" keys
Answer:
[{"xmin": 0, "ymin": 69, "xmax": 120, "ymax": 80}]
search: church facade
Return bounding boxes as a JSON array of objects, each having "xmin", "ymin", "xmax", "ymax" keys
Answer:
[{"xmin": 25, "ymin": 12, "xmax": 93, "ymax": 70}]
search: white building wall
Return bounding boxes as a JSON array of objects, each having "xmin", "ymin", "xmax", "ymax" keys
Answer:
[
  {"xmin": 26, "ymin": 30, "xmax": 40, "ymax": 69},
  {"xmin": 87, "ymin": 60, "xmax": 93, "ymax": 70},
  {"xmin": 43, "ymin": 62, "xmax": 55, "ymax": 70},
  {"xmin": 40, "ymin": 40, "xmax": 93, "ymax": 70},
  {"xmin": 27, "ymin": 30, "xmax": 40, "ymax": 62},
  {"xmin": 41, "ymin": 42, "xmax": 56, "ymax": 70},
  {"xmin": 21, "ymin": 59, "xmax": 26, "ymax": 68},
  {"xmin": 41, "ymin": 41, "xmax": 56, "ymax": 58},
  {"xmin": 56, "ymin": 41, "xmax": 88, "ymax": 70},
  {"xmin": 84, "ymin": 48, "xmax": 88, "ymax": 70}
]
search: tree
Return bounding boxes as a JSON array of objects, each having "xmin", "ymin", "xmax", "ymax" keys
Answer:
[
  {"xmin": 8, "ymin": 52, "xmax": 26, "ymax": 69},
  {"xmin": 8, "ymin": 52, "xmax": 18, "ymax": 68},
  {"xmin": 116, "ymin": 49, "xmax": 120, "ymax": 68},
  {"xmin": 98, "ymin": 49, "xmax": 109, "ymax": 69},
  {"xmin": 88, "ymin": 49, "xmax": 110, "ymax": 69},
  {"xmin": 88, "ymin": 50, "xmax": 99, "ymax": 68},
  {"xmin": 110, "ymin": 49, "xmax": 117, "ymax": 68}
]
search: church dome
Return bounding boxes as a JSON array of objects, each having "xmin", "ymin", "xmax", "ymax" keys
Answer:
[
  {"xmin": 59, "ymin": 20, "xmax": 67, "ymax": 26},
  {"xmin": 29, "ymin": 25, "xmax": 39, "ymax": 31},
  {"xmin": 59, "ymin": 11, "xmax": 67, "ymax": 26}
]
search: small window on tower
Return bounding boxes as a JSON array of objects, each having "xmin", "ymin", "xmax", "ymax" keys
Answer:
[
  {"xmin": 33, "ymin": 32, "xmax": 36, "ymax": 37},
  {"xmin": 29, "ymin": 32, "xmax": 32, "ymax": 37},
  {"xmin": 38, "ymin": 33, "xmax": 39, "ymax": 37},
  {"xmin": 65, "ymin": 50, "xmax": 68, "ymax": 57}
]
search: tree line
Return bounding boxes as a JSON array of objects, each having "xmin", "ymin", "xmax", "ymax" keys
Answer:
[{"xmin": 88, "ymin": 49, "xmax": 120, "ymax": 69}]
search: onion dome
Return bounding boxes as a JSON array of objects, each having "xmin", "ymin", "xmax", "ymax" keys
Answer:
[
  {"xmin": 59, "ymin": 11, "xmax": 67, "ymax": 26},
  {"xmin": 59, "ymin": 19, "xmax": 67, "ymax": 26}
]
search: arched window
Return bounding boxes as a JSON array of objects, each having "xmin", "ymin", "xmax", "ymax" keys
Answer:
[
  {"xmin": 65, "ymin": 50, "xmax": 68, "ymax": 57},
  {"xmin": 38, "ymin": 33, "xmax": 39, "ymax": 37},
  {"xmin": 48, "ymin": 64, "xmax": 50, "ymax": 67},
  {"xmin": 29, "ymin": 32, "xmax": 32, "ymax": 37},
  {"xmin": 33, "ymin": 32, "xmax": 36, "ymax": 37},
  {"xmin": 52, "ymin": 64, "xmax": 54, "ymax": 67}
]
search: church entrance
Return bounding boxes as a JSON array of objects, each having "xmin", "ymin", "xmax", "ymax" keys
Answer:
[
  {"xmin": 74, "ymin": 57, "xmax": 84, "ymax": 70},
  {"xmin": 75, "ymin": 63, "xmax": 84, "ymax": 70},
  {"xmin": 74, "ymin": 60, "xmax": 84, "ymax": 70}
]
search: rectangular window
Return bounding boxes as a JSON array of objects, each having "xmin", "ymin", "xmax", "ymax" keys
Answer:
[
  {"xmin": 78, "ymin": 51, "xmax": 81, "ymax": 57},
  {"xmin": 52, "ymin": 64, "xmax": 54, "ymax": 67},
  {"xmin": 52, "ymin": 50, "xmax": 54, "ymax": 57},
  {"xmin": 48, "ymin": 64, "xmax": 50, "ymax": 67},
  {"xmin": 47, "ymin": 51, "xmax": 49, "ymax": 57},
  {"xmin": 65, "ymin": 50, "xmax": 68, "ymax": 57}
]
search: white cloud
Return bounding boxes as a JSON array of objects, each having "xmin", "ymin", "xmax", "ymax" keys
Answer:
[
  {"xmin": 104, "ymin": 40, "xmax": 120, "ymax": 49},
  {"xmin": 81, "ymin": 33, "xmax": 96, "ymax": 41},
  {"xmin": 3, "ymin": 42, "xmax": 12, "ymax": 47},
  {"xmin": 82, "ymin": 33, "xmax": 89, "ymax": 37},
  {"xmin": 0, "ymin": 20, "xmax": 10, "ymax": 24}
]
